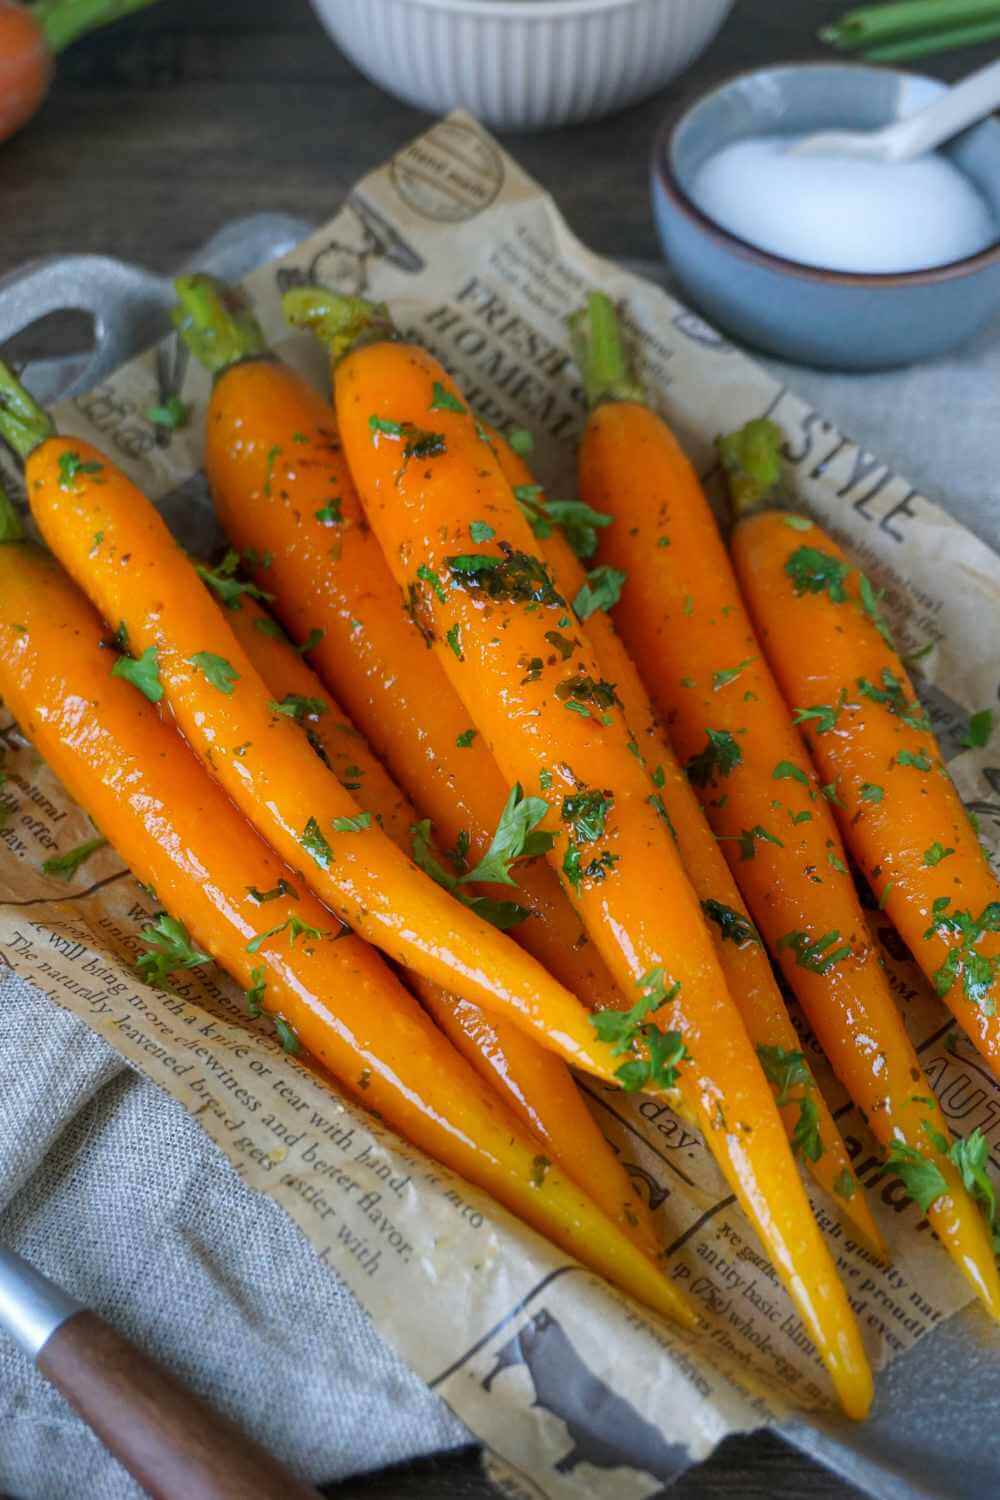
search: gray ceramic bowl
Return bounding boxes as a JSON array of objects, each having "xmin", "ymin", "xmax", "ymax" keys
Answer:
[{"xmin": 650, "ymin": 63, "xmax": 1000, "ymax": 370}]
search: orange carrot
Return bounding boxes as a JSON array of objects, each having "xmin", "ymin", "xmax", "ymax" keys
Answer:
[
  {"xmin": 0, "ymin": 362, "xmax": 626, "ymax": 1084},
  {"xmin": 173, "ymin": 274, "xmax": 627, "ymax": 1018},
  {"xmin": 572, "ymin": 291, "xmax": 1000, "ymax": 1319},
  {"xmin": 228, "ymin": 593, "xmax": 661, "ymax": 1257},
  {"xmin": 724, "ymin": 419, "xmax": 1000, "ymax": 1083},
  {"xmin": 0, "ymin": 531, "xmax": 695, "ymax": 1328},
  {"xmin": 490, "ymin": 428, "xmax": 885, "ymax": 1257},
  {"xmin": 291, "ymin": 288, "xmax": 875, "ymax": 1420}
]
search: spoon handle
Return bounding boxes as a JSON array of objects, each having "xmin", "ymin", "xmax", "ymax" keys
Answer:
[{"xmin": 880, "ymin": 58, "xmax": 1000, "ymax": 161}]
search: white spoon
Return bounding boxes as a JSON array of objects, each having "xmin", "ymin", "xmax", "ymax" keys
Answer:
[{"xmin": 792, "ymin": 58, "xmax": 1000, "ymax": 161}]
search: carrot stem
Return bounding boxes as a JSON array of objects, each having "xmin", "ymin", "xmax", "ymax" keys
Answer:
[
  {"xmin": 281, "ymin": 285, "xmax": 395, "ymax": 365},
  {"xmin": 568, "ymin": 292, "xmax": 645, "ymax": 410},
  {"xmin": 171, "ymin": 275, "xmax": 269, "ymax": 376},
  {"xmin": 0, "ymin": 360, "xmax": 54, "ymax": 461},
  {"xmin": 717, "ymin": 418, "xmax": 785, "ymax": 519},
  {"xmin": 33, "ymin": 0, "xmax": 162, "ymax": 54},
  {"xmin": 0, "ymin": 482, "xmax": 23, "ymax": 543}
]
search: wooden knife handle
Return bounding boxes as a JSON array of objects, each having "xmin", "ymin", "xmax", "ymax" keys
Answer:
[{"xmin": 37, "ymin": 1309, "xmax": 321, "ymax": 1500}]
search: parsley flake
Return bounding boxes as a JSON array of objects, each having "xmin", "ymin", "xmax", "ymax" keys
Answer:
[
  {"xmin": 270, "ymin": 694, "xmax": 327, "ymax": 721},
  {"xmin": 960, "ymin": 710, "xmax": 994, "ymax": 750},
  {"xmin": 42, "ymin": 835, "xmax": 108, "ymax": 881},
  {"xmin": 430, "ymin": 382, "xmax": 466, "ymax": 414},
  {"xmin": 111, "ymin": 645, "xmax": 163, "ymax": 703},
  {"xmin": 686, "ymin": 729, "xmax": 743, "ymax": 788},
  {"xmin": 778, "ymin": 928, "xmax": 852, "ymax": 976},
  {"xmin": 137, "ymin": 913, "xmax": 211, "ymax": 989},
  {"xmin": 331, "ymin": 812, "xmax": 372, "ymax": 833},
  {"xmin": 573, "ymin": 564, "xmax": 626, "ymax": 621},
  {"xmin": 189, "ymin": 651, "xmax": 239, "ymax": 695},
  {"xmin": 785, "ymin": 546, "xmax": 852, "ymax": 603},
  {"xmin": 702, "ymin": 899, "xmax": 760, "ymax": 947}
]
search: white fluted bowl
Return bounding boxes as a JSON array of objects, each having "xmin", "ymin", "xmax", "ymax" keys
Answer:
[{"xmin": 312, "ymin": 0, "xmax": 737, "ymax": 132}]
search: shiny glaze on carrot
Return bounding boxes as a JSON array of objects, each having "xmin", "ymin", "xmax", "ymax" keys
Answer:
[
  {"xmin": 491, "ymin": 433, "xmax": 885, "ymax": 1258},
  {"xmin": 0, "ymin": 543, "xmax": 696, "ymax": 1329},
  {"xmin": 331, "ymin": 336, "xmax": 874, "ymax": 1420},
  {"xmin": 580, "ymin": 397, "xmax": 1000, "ymax": 1318},
  {"xmin": 229, "ymin": 594, "xmax": 661, "ymax": 1257},
  {"xmin": 732, "ymin": 508, "xmax": 1000, "ymax": 1075},
  {"xmin": 27, "ymin": 433, "xmax": 625, "ymax": 1082},
  {"xmin": 203, "ymin": 356, "xmax": 626, "ymax": 1014}
]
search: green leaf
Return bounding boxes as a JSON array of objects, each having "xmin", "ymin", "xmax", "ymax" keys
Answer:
[
  {"xmin": 245, "ymin": 965, "xmax": 266, "ymax": 1018},
  {"xmin": 136, "ymin": 912, "xmax": 211, "ymax": 989},
  {"xmin": 685, "ymin": 729, "xmax": 743, "ymax": 788},
  {"xmin": 778, "ymin": 928, "xmax": 852, "ymax": 976},
  {"xmin": 461, "ymin": 784, "xmax": 554, "ymax": 887},
  {"xmin": 949, "ymin": 1128, "xmax": 996, "ymax": 1226},
  {"xmin": 446, "ymin": 623, "xmax": 463, "ymax": 660},
  {"xmin": 792, "ymin": 1095, "xmax": 824, "ymax": 1162},
  {"xmin": 573, "ymin": 564, "xmax": 626, "ymax": 621},
  {"xmin": 301, "ymin": 816, "xmax": 333, "ymax": 869},
  {"xmin": 297, "ymin": 628, "xmax": 325, "ymax": 654},
  {"xmin": 702, "ymin": 898, "xmax": 760, "ymax": 947},
  {"xmin": 773, "ymin": 760, "xmax": 810, "ymax": 787},
  {"xmin": 785, "ymin": 546, "xmax": 852, "ymax": 603},
  {"xmin": 960, "ymin": 709, "xmax": 994, "ymax": 750},
  {"xmin": 720, "ymin": 824, "xmax": 784, "ymax": 861},
  {"xmin": 430, "ymin": 382, "xmax": 466, "ymax": 414},
  {"xmin": 189, "ymin": 651, "xmax": 239, "ymax": 695},
  {"xmin": 449, "ymin": 549, "xmax": 562, "ymax": 608},
  {"xmin": 146, "ymin": 394, "xmax": 189, "ymax": 430},
  {"xmin": 713, "ymin": 658, "xmax": 755, "ymax": 691},
  {"xmin": 416, "ymin": 563, "xmax": 448, "ymax": 604},
  {"xmin": 793, "ymin": 702, "xmax": 841, "ymax": 734},
  {"xmin": 368, "ymin": 415, "xmax": 446, "ymax": 462},
  {"xmin": 508, "ymin": 427, "xmax": 534, "ymax": 455},
  {"xmin": 543, "ymin": 499, "xmax": 612, "ymax": 560},
  {"xmin": 756, "ymin": 1044, "xmax": 812, "ymax": 1105},
  {"xmin": 860, "ymin": 782, "xmax": 884, "ymax": 803},
  {"xmin": 857, "ymin": 669, "xmax": 931, "ymax": 732},
  {"xmin": 456, "ymin": 728, "xmax": 477, "ymax": 748},
  {"xmin": 248, "ymin": 878, "xmax": 299, "ymax": 904},
  {"xmin": 246, "ymin": 914, "xmax": 324, "ymax": 954},
  {"xmin": 315, "ymin": 500, "xmax": 343, "ymax": 525},
  {"xmin": 409, "ymin": 817, "xmax": 531, "ymax": 930},
  {"xmin": 886, "ymin": 1140, "xmax": 947, "ymax": 1213},
  {"xmin": 111, "ymin": 645, "xmax": 163, "ymax": 703},
  {"xmin": 42, "ymin": 835, "xmax": 108, "ymax": 881},
  {"xmin": 331, "ymin": 812, "xmax": 372, "ymax": 833},
  {"xmin": 274, "ymin": 1016, "xmax": 300, "ymax": 1054},
  {"xmin": 834, "ymin": 1168, "xmax": 856, "ymax": 1200},
  {"xmin": 470, "ymin": 520, "xmax": 495, "ymax": 543},
  {"xmin": 254, "ymin": 616, "xmax": 288, "ymax": 642},
  {"xmin": 196, "ymin": 550, "xmax": 275, "ymax": 610},
  {"xmin": 270, "ymin": 694, "xmax": 327, "ymax": 721},
  {"xmin": 858, "ymin": 572, "xmax": 895, "ymax": 650},
  {"xmin": 895, "ymin": 748, "xmax": 932, "ymax": 770},
  {"xmin": 561, "ymin": 789, "xmax": 613, "ymax": 845},
  {"xmin": 58, "ymin": 451, "xmax": 103, "ymax": 491},
  {"xmin": 924, "ymin": 842, "xmax": 955, "ymax": 867}
]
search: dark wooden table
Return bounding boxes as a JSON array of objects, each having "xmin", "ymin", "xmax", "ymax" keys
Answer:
[{"xmin": 0, "ymin": 3, "xmax": 986, "ymax": 1496}]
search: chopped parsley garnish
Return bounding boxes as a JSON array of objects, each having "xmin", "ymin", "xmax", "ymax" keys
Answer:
[
  {"xmin": 301, "ymin": 816, "xmax": 333, "ymax": 869},
  {"xmin": 783, "ymin": 514, "xmax": 813, "ymax": 532},
  {"xmin": 111, "ymin": 645, "xmax": 163, "ymax": 703},
  {"xmin": 470, "ymin": 520, "xmax": 495, "ymax": 543},
  {"xmin": 885, "ymin": 1140, "xmax": 947, "ymax": 1213},
  {"xmin": 331, "ymin": 812, "xmax": 372, "ymax": 833},
  {"xmin": 254, "ymin": 617, "xmax": 287, "ymax": 642},
  {"xmin": 960, "ymin": 709, "xmax": 994, "ymax": 750},
  {"xmin": 858, "ymin": 573, "xmax": 895, "ymax": 649},
  {"xmin": 857, "ymin": 669, "xmax": 931, "ymax": 732},
  {"xmin": 456, "ymin": 728, "xmax": 477, "ymax": 748},
  {"xmin": 137, "ymin": 913, "xmax": 211, "ymax": 989},
  {"xmin": 701, "ymin": 899, "xmax": 760, "ymax": 947},
  {"xmin": 146, "ymin": 394, "xmax": 188, "ymax": 430},
  {"xmin": 246, "ymin": 914, "xmax": 324, "ymax": 954},
  {"xmin": 834, "ymin": 1168, "xmax": 857, "ymax": 1200},
  {"xmin": 792, "ymin": 1096, "xmax": 824, "ymax": 1162},
  {"xmin": 773, "ymin": 760, "xmax": 810, "ymax": 787},
  {"xmin": 417, "ymin": 563, "xmax": 447, "ymax": 603},
  {"xmin": 778, "ymin": 928, "xmax": 851, "ymax": 976},
  {"xmin": 248, "ymin": 878, "xmax": 299, "ymax": 904},
  {"xmin": 270, "ymin": 694, "xmax": 327, "ymax": 721},
  {"xmin": 685, "ymin": 729, "xmax": 743, "ymax": 787},
  {"xmin": 368, "ymin": 415, "xmax": 446, "ymax": 462},
  {"xmin": 274, "ymin": 1017, "xmax": 300, "ymax": 1054},
  {"xmin": 508, "ymin": 427, "xmax": 533, "ymax": 455},
  {"xmin": 924, "ymin": 842, "xmax": 955, "ymax": 867},
  {"xmin": 448, "ymin": 545, "xmax": 562, "ymax": 607},
  {"xmin": 315, "ymin": 500, "xmax": 343, "ymax": 525},
  {"xmin": 544, "ymin": 630, "xmax": 577, "ymax": 661},
  {"xmin": 949, "ymin": 1128, "xmax": 996, "ymax": 1228},
  {"xmin": 263, "ymin": 444, "xmax": 282, "ymax": 497},
  {"xmin": 573, "ymin": 564, "xmax": 626, "ymax": 621},
  {"xmin": 924, "ymin": 897, "xmax": 1000, "ymax": 1013},
  {"xmin": 860, "ymin": 782, "xmax": 884, "ymax": 803},
  {"xmin": 793, "ymin": 701, "xmax": 841, "ymax": 734},
  {"xmin": 429, "ymin": 382, "xmax": 466, "ymax": 414},
  {"xmin": 462, "ymin": 784, "xmax": 554, "ymax": 886},
  {"xmin": 530, "ymin": 1155, "xmax": 551, "ymax": 1188},
  {"xmin": 757, "ymin": 1044, "xmax": 812, "ymax": 1105},
  {"xmin": 554, "ymin": 673, "xmax": 620, "ymax": 714},
  {"xmin": 895, "ymin": 748, "xmax": 932, "ymax": 771},
  {"xmin": 189, "ymin": 651, "xmax": 239, "ymax": 695},
  {"xmin": 515, "ymin": 485, "xmax": 612, "ymax": 559},
  {"xmin": 563, "ymin": 847, "xmax": 619, "ymax": 892},
  {"xmin": 196, "ymin": 549, "xmax": 275, "ymax": 610},
  {"xmin": 409, "ymin": 814, "xmax": 533, "ymax": 930},
  {"xmin": 57, "ymin": 451, "xmax": 103, "ymax": 491},
  {"xmin": 785, "ymin": 546, "xmax": 852, "ymax": 603},
  {"xmin": 721, "ymin": 824, "xmax": 784, "ymax": 860},
  {"xmin": 42, "ymin": 835, "xmax": 108, "ymax": 881},
  {"xmin": 245, "ymin": 966, "xmax": 266, "ymax": 1018},
  {"xmin": 592, "ymin": 968, "xmax": 687, "ymax": 1093},
  {"xmin": 297, "ymin": 628, "xmax": 325, "ymax": 655},
  {"xmin": 713, "ymin": 658, "xmax": 754, "ymax": 691},
  {"xmin": 561, "ymin": 789, "xmax": 613, "ymax": 845},
  {"xmin": 444, "ymin": 622, "xmax": 462, "ymax": 660}
]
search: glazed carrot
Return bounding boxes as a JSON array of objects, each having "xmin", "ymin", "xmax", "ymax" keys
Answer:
[
  {"xmin": 723, "ymin": 419, "xmax": 1000, "ymax": 1078},
  {"xmin": 0, "ymin": 535, "xmax": 695, "ymax": 1329},
  {"xmin": 228, "ymin": 593, "xmax": 661, "ymax": 1257},
  {"xmin": 0, "ymin": 365, "xmax": 625, "ymax": 1084},
  {"xmin": 572, "ymin": 292, "xmax": 1000, "ymax": 1317},
  {"xmin": 172, "ymin": 275, "xmax": 627, "ymax": 1018},
  {"xmin": 490, "ymin": 429, "xmax": 886, "ymax": 1257},
  {"xmin": 291, "ymin": 291, "xmax": 875, "ymax": 1421}
]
